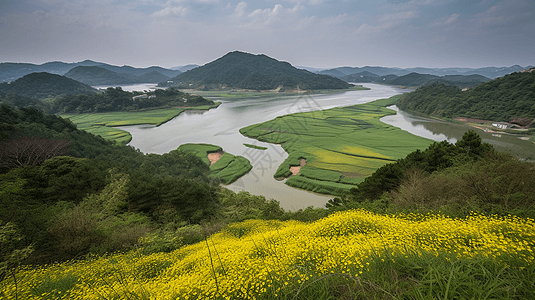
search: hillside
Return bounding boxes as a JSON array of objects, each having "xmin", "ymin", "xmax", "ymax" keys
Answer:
[
  {"xmin": 0, "ymin": 72, "xmax": 97, "ymax": 99},
  {"xmin": 342, "ymin": 72, "xmax": 489, "ymax": 87},
  {"xmin": 0, "ymin": 60, "xmax": 181, "ymax": 83},
  {"xmin": 396, "ymin": 71, "xmax": 535, "ymax": 122},
  {"xmin": 164, "ymin": 51, "xmax": 352, "ymax": 90},
  {"xmin": 321, "ymin": 64, "xmax": 533, "ymax": 79},
  {"xmin": 65, "ymin": 66, "xmax": 170, "ymax": 85}
]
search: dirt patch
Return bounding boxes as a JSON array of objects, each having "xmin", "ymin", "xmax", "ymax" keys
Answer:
[
  {"xmin": 208, "ymin": 151, "xmax": 224, "ymax": 166},
  {"xmin": 289, "ymin": 159, "xmax": 306, "ymax": 176},
  {"xmin": 454, "ymin": 117, "xmax": 492, "ymax": 124}
]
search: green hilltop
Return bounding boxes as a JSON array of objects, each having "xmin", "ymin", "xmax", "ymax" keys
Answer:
[
  {"xmin": 0, "ymin": 72, "xmax": 97, "ymax": 99},
  {"xmin": 163, "ymin": 51, "xmax": 353, "ymax": 91},
  {"xmin": 397, "ymin": 70, "xmax": 535, "ymax": 122}
]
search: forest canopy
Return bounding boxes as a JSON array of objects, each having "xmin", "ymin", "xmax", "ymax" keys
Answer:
[{"xmin": 396, "ymin": 71, "xmax": 535, "ymax": 122}]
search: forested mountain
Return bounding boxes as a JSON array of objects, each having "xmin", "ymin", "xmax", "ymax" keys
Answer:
[
  {"xmin": 164, "ymin": 51, "xmax": 352, "ymax": 90},
  {"xmin": 396, "ymin": 71, "xmax": 535, "ymax": 122},
  {"xmin": 320, "ymin": 65, "xmax": 533, "ymax": 79},
  {"xmin": 65, "ymin": 66, "xmax": 170, "ymax": 86},
  {"xmin": 0, "ymin": 60, "xmax": 181, "ymax": 83},
  {"xmin": 342, "ymin": 72, "xmax": 489, "ymax": 87},
  {"xmin": 0, "ymin": 72, "xmax": 97, "ymax": 99}
]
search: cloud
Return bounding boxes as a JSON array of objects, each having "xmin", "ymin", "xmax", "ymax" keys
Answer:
[
  {"xmin": 151, "ymin": 5, "xmax": 188, "ymax": 17},
  {"xmin": 235, "ymin": 1, "xmax": 247, "ymax": 17},
  {"xmin": 430, "ymin": 13, "xmax": 460, "ymax": 26}
]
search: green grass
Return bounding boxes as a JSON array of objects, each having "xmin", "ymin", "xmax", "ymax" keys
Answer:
[
  {"xmin": 61, "ymin": 103, "xmax": 220, "ymax": 144},
  {"xmin": 240, "ymin": 95, "xmax": 433, "ymax": 194},
  {"xmin": 176, "ymin": 143, "xmax": 252, "ymax": 184},
  {"xmin": 243, "ymin": 143, "xmax": 268, "ymax": 150}
]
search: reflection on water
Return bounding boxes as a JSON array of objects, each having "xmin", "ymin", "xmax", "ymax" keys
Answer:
[
  {"xmin": 382, "ymin": 105, "xmax": 535, "ymax": 160},
  {"xmin": 91, "ymin": 83, "xmax": 159, "ymax": 92}
]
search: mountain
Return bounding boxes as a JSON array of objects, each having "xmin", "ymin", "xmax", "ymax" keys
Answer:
[
  {"xmin": 342, "ymin": 72, "xmax": 490, "ymax": 88},
  {"xmin": 0, "ymin": 72, "xmax": 97, "ymax": 99},
  {"xmin": 321, "ymin": 65, "xmax": 534, "ymax": 79},
  {"xmin": 65, "ymin": 66, "xmax": 170, "ymax": 86},
  {"xmin": 0, "ymin": 60, "xmax": 181, "ymax": 83},
  {"xmin": 396, "ymin": 71, "xmax": 535, "ymax": 122},
  {"xmin": 171, "ymin": 64, "xmax": 199, "ymax": 72},
  {"xmin": 164, "ymin": 51, "xmax": 352, "ymax": 90}
]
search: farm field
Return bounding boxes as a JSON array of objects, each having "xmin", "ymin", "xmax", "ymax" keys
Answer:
[
  {"xmin": 176, "ymin": 143, "xmax": 252, "ymax": 184},
  {"xmin": 61, "ymin": 104, "xmax": 220, "ymax": 144},
  {"xmin": 3, "ymin": 209, "xmax": 533, "ymax": 300},
  {"xmin": 240, "ymin": 95, "xmax": 433, "ymax": 195}
]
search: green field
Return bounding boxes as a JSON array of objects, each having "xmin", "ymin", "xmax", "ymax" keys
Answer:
[
  {"xmin": 61, "ymin": 104, "xmax": 220, "ymax": 144},
  {"xmin": 240, "ymin": 95, "xmax": 433, "ymax": 195},
  {"xmin": 243, "ymin": 143, "xmax": 268, "ymax": 150},
  {"xmin": 176, "ymin": 143, "xmax": 252, "ymax": 184}
]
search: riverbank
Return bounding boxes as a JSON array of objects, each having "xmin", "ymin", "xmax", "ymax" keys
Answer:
[
  {"xmin": 176, "ymin": 143, "xmax": 253, "ymax": 184},
  {"xmin": 61, "ymin": 103, "xmax": 220, "ymax": 144},
  {"xmin": 240, "ymin": 95, "xmax": 433, "ymax": 195}
]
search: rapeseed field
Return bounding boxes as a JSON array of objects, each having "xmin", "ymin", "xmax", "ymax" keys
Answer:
[{"xmin": 2, "ymin": 209, "xmax": 534, "ymax": 299}]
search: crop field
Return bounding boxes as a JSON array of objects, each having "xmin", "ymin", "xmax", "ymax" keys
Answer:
[
  {"xmin": 177, "ymin": 143, "xmax": 252, "ymax": 184},
  {"xmin": 3, "ymin": 209, "xmax": 534, "ymax": 299},
  {"xmin": 61, "ymin": 104, "xmax": 219, "ymax": 144},
  {"xmin": 240, "ymin": 95, "xmax": 433, "ymax": 194}
]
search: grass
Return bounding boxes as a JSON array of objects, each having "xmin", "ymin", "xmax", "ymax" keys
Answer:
[
  {"xmin": 240, "ymin": 95, "xmax": 433, "ymax": 195},
  {"xmin": 176, "ymin": 143, "xmax": 253, "ymax": 184},
  {"xmin": 3, "ymin": 209, "xmax": 534, "ymax": 299},
  {"xmin": 61, "ymin": 103, "xmax": 220, "ymax": 144},
  {"xmin": 244, "ymin": 143, "xmax": 268, "ymax": 150}
]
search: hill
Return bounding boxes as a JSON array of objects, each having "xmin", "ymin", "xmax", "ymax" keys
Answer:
[
  {"xmin": 0, "ymin": 60, "xmax": 181, "ymax": 83},
  {"xmin": 396, "ymin": 71, "xmax": 535, "ymax": 122},
  {"xmin": 320, "ymin": 65, "xmax": 533, "ymax": 79},
  {"xmin": 65, "ymin": 66, "xmax": 170, "ymax": 86},
  {"xmin": 342, "ymin": 72, "xmax": 490, "ymax": 87},
  {"xmin": 164, "ymin": 51, "xmax": 352, "ymax": 90},
  {"xmin": 0, "ymin": 72, "xmax": 97, "ymax": 99}
]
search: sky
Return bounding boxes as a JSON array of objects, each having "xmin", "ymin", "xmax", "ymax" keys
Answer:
[{"xmin": 0, "ymin": 0, "xmax": 534, "ymax": 69}]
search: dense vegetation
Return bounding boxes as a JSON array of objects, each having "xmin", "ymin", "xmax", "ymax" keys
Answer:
[
  {"xmin": 50, "ymin": 87, "xmax": 214, "ymax": 113},
  {"xmin": 1, "ymin": 100, "xmax": 534, "ymax": 299},
  {"xmin": 0, "ymin": 72, "xmax": 96, "ymax": 100},
  {"xmin": 396, "ymin": 71, "xmax": 535, "ymax": 122},
  {"xmin": 164, "ymin": 51, "xmax": 352, "ymax": 90},
  {"xmin": 0, "ymin": 86, "xmax": 214, "ymax": 115},
  {"xmin": 65, "ymin": 66, "xmax": 170, "ymax": 85}
]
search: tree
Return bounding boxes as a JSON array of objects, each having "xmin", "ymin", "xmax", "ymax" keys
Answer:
[{"xmin": 0, "ymin": 136, "xmax": 70, "ymax": 173}]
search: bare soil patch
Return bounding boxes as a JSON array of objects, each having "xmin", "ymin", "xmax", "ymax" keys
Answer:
[
  {"xmin": 289, "ymin": 159, "xmax": 306, "ymax": 176},
  {"xmin": 208, "ymin": 151, "xmax": 224, "ymax": 166}
]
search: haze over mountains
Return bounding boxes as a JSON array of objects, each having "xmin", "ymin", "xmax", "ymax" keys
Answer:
[{"xmin": 1, "ymin": 51, "xmax": 532, "ymax": 91}]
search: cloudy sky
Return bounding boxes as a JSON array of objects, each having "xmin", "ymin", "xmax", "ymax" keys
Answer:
[{"xmin": 0, "ymin": 0, "xmax": 534, "ymax": 69}]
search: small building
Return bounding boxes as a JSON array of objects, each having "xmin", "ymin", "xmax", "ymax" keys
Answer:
[
  {"xmin": 492, "ymin": 122, "xmax": 509, "ymax": 129},
  {"xmin": 132, "ymin": 94, "xmax": 148, "ymax": 101}
]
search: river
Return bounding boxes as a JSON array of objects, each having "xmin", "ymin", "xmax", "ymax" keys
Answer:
[{"xmin": 118, "ymin": 83, "xmax": 535, "ymax": 210}]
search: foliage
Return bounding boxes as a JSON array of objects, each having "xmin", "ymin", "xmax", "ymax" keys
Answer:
[
  {"xmin": 2, "ymin": 209, "xmax": 534, "ymax": 299},
  {"xmin": 0, "ymin": 72, "xmax": 96, "ymax": 100},
  {"xmin": 349, "ymin": 130, "xmax": 493, "ymax": 202},
  {"xmin": 165, "ymin": 51, "xmax": 352, "ymax": 90},
  {"xmin": 64, "ymin": 66, "xmax": 169, "ymax": 85},
  {"xmin": 397, "ymin": 71, "xmax": 535, "ymax": 121}
]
